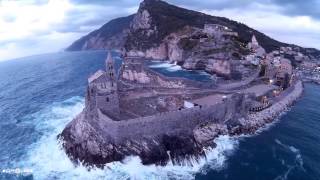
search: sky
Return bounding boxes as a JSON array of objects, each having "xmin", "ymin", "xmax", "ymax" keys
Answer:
[{"xmin": 0, "ymin": 0, "xmax": 319, "ymax": 61}]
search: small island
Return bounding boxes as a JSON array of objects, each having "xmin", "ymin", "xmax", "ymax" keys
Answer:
[{"xmin": 59, "ymin": 0, "xmax": 314, "ymax": 168}]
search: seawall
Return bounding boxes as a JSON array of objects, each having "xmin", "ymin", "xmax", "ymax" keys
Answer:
[
  {"xmin": 231, "ymin": 80, "xmax": 303, "ymax": 135},
  {"xmin": 96, "ymin": 93, "xmax": 245, "ymax": 144}
]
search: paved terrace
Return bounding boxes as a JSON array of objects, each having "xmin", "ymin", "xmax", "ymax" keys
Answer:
[
  {"xmin": 191, "ymin": 94, "xmax": 229, "ymax": 106},
  {"xmin": 189, "ymin": 84, "xmax": 277, "ymax": 106},
  {"xmin": 122, "ymin": 83, "xmax": 277, "ymax": 109},
  {"xmin": 240, "ymin": 84, "xmax": 277, "ymax": 97}
]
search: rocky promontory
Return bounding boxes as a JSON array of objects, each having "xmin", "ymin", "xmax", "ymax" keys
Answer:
[
  {"xmin": 60, "ymin": 0, "xmax": 311, "ymax": 168},
  {"xmin": 59, "ymin": 52, "xmax": 303, "ymax": 167}
]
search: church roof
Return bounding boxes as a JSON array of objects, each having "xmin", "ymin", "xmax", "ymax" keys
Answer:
[{"xmin": 88, "ymin": 70, "xmax": 105, "ymax": 83}]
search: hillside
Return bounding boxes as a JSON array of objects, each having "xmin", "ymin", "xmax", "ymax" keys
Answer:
[
  {"xmin": 66, "ymin": 15, "xmax": 134, "ymax": 51},
  {"xmin": 66, "ymin": 0, "xmax": 319, "ymax": 65}
]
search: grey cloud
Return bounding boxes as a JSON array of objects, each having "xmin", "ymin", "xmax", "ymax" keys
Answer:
[
  {"xmin": 70, "ymin": 0, "xmax": 138, "ymax": 7},
  {"xmin": 1, "ymin": 0, "xmax": 320, "ymax": 61},
  {"xmin": 170, "ymin": 0, "xmax": 320, "ymax": 20},
  {"xmin": 52, "ymin": 4, "xmax": 135, "ymax": 33},
  {"xmin": 52, "ymin": 0, "xmax": 320, "ymax": 43},
  {"xmin": 61, "ymin": 0, "xmax": 252, "ymax": 34},
  {"xmin": 168, "ymin": 0, "xmax": 251, "ymax": 10},
  {"xmin": 71, "ymin": 0, "xmax": 250, "ymax": 11},
  {"xmin": 268, "ymin": 0, "xmax": 320, "ymax": 19}
]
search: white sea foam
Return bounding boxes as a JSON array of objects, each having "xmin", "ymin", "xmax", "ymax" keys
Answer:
[
  {"xmin": 18, "ymin": 96, "xmax": 239, "ymax": 180},
  {"xmin": 149, "ymin": 62, "xmax": 182, "ymax": 72}
]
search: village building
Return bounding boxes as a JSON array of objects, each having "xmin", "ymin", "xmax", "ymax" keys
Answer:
[
  {"xmin": 204, "ymin": 24, "xmax": 238, "ymax": 37},
  {"xmin": 275, "ymin": 58, "xmax": 293, "ymax": 88},
  {"xmin": 301, "ymin": 61, "xmax": 317, "ymax": 70}
]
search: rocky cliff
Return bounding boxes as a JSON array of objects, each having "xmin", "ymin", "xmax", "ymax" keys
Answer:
[
  {"xmin": 66, "ymin": 0, "xmax": 320, "ymax": 74},
  {"xmin": 66, "ymin": 15, "xmax": 134, "ymax": 51},
  {"xmin": 67, "ymin": 0, "xmax": 287, "ymax": 51}
]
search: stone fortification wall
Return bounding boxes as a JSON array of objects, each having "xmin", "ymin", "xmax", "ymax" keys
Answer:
[
  {"xmin": 115, "ymin": 105, "xmax": 223, "ymax": 142},
  {"xmin": 247, "ymin": 80, "xmax": 303, "ymax": 126},
  {"xmin": 96, "ymin": 93, "xmax": 246, "ymax": 144}
]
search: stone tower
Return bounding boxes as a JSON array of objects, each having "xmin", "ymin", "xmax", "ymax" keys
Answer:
[
  {"xmin": 86, "ymin": 52, "xmax": 120, "ymax": 119},
  {"xmin": 106, "ymin": 52, "xmax": 117, "ymax": 88},
  {"xmin": 99, "ymin": 52, "xmax": 120, "ymax": 117}
]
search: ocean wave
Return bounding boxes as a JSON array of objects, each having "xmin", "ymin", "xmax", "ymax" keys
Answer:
[
  {"xmin": 149, "ymin": 62, "xmax": 182, "ymax": 72},
  {"xmin": 17, "ymin": 97, "xmax": 238, "ymax": 180},
  {"xmin": 273, "ymin": 139, "xmax": 305, "ymax": 180},
  {"xmin": 18, "ymin": 96, "xmax": 85, "ymax": 179}
]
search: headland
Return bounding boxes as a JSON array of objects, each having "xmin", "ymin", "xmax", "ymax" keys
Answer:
[
  {"xmin": 59, "ymin": 0, "xmax": 315, "ymax": 168},
  {"xmin": 60, "ymin": 48, "xmax": 302, "ymax": 167}
]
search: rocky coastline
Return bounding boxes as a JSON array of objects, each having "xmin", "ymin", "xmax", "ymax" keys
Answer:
[
  {"xmin": 59, "ymin": 79, "xmax": 304, "ymax": 168},
  {"xmin": 59, "ymin": 0, "xmax": 312, "ymax": 169},
  {"xmin": 59, "ymin": 93, "xmax": 247, "ymax": 167}
]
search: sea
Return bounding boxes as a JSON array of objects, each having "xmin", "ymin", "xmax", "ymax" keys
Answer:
[{"xmin": 0, "ymin": 50, "xmax": 319, "ymax": 180}]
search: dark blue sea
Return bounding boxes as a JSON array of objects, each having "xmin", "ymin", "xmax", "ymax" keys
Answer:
[{"xmin": 0, "ymin": 51, "xmax": 319, "ymax": 180}]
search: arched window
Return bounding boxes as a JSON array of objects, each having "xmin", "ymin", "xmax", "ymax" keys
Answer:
[{"xmin": 106, "ymin": 97, "xmax": 109, "ymax": 102}]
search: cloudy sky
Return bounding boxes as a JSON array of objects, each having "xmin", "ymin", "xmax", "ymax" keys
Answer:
[{"xmin": 0, "ymin": 0, "xmax": 319, "ymax": 61}]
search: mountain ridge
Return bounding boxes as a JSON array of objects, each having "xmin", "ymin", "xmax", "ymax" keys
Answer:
[
  {"xmin": 66, "ymin": 14, "xmax": 134, "ymax": 51},
  {"xmin": 66, "ymin": 0, "xmax": 319, "ymax": 60}
]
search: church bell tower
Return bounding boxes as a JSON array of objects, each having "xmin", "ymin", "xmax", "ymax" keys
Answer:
[
  {"xmin": 97, "ymin": 52, "xmax": 120, "ymax": 118},
  {"xmin": 106, "ymin": 52, "xmax": 117, "ymax": 88}
]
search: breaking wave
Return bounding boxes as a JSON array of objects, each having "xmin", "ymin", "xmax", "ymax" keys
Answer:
[
  {"xmin": 148, "ymin": 61, "xmax": 183, "ymax": 72},
  {"xmin": 18, "ymin": 97, "xmax": 238, "ymax": 180}
]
